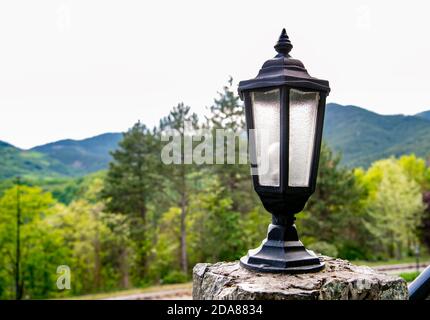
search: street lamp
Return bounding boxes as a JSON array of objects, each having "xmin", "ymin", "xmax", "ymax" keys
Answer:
[{"xmin": 238, "ymin": 29, "xmax": 330, "ymax": 273}]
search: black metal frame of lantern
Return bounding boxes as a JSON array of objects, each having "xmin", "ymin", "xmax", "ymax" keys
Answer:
[{"xmin": 238, "ymin": 29, "xmax": 330, "ymax": 273}]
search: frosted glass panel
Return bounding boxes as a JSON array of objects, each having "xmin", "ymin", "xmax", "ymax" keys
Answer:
[
  {"xmin": 251, "ymin": 89, "xmax": 280, "ymax": 187},
  {"xmin": 288, "ymin": 89, "xmax": 320, "ymax": 187}
]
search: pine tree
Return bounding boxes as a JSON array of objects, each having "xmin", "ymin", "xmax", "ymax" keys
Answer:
[
  {"xmin": 159, "ymin": 103, "xmax": 198, "ymax": 274},
  {"xmin": 208, "ymin": 77, "xmax": 245, "ymax": 130},
  {"xmin": 101, "ymin": 121, "xmax": 159, "ymax": 280},
  {"xmin": 207, "ymin": 78, "xmax": 257, "ymax": 214}
]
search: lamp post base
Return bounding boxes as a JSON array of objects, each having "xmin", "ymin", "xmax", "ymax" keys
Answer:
[
  {"xmin": 193, "ymin": 257, "xmax": 408, "ymax": 300},
  {"xmin": 240, "ymin": 222, "xmax": 324, "ymax": 274}
]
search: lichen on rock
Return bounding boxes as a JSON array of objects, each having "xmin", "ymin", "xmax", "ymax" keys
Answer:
[{"xmin": 192, "ymin": 256, "xmax": 408, "ymax": 300}]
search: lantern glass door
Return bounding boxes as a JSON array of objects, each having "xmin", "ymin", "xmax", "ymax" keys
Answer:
[
  {"xmin": 288, "ymin": 89, "xmax": 320, "ymax": 187},
  {"xmin": 251, "ymin": 89, "xmax": 281, "ymax": 187}
]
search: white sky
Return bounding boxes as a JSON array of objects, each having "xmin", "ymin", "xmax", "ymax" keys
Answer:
[{"xmin": 1, "ymin": 0, "xmax": 429, "ymax": 149}]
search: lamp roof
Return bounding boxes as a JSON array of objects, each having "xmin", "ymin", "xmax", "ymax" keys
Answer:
[{"xmin": 238, "ymin": 29, "xmax": 330, "ymax": 98}]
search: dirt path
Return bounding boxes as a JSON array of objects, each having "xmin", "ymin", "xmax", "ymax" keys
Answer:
[
  {"xmin": 372, "ymin": 262, "xmax": 429, "ymax": 274},
  {"xmin": 103, "ymin": 288, "xmax": 192, "ymax": 300}
]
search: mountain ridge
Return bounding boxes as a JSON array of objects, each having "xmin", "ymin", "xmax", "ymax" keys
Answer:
[
  {"xmin": 30, "ymin": 132, "xmax": 123, "ymax": 174},
  {"xmin": 324, "ymin": 103, "xmax": 430, "ymax": 167},
  {"xmin": 416, "ymin": 110, "xmax": 430, "ymax": 121}
]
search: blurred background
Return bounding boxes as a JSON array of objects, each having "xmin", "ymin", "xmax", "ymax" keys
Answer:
[{"xmin": 1, "ymin": 0, "xmax": 430, "ymax": 299}]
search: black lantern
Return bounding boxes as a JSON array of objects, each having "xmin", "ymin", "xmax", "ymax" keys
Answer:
[{"xmin": 238, "ymin": 29, "xmax": 330, "ymax": 273}]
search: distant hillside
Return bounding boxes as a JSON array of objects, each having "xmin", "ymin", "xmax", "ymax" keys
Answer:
[
  {"xmin": 323, "ymin": 104, "xmax": 430, "ymax": 167},
  {"xmin": 416, "ymin": 110, "xmax": 430, "ymax": 121},
  {"xmin": 0, "ymin": 133, "xmax": 122, "ymax": 179},
  {"xmin": 0, "ymin": 141, "xmax": 13, "ymax": 148},
  {"xmin": 0, "ymin": 141, "xmax": 73, "ymax": 180},
  {"xmin": 31, "ymin": 133, "xmax": 122, "ymax": 175}
]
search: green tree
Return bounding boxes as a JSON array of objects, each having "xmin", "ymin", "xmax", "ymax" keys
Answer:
[
  {"xmin": 0, "ymin": 185, "xmax": 66, "ymax": 299},
  {"xmin": 55, "ymin": 201, "xmax": 132, "ymax": 294},
  {"xmin": 101, "ymin": 121, "xmax": 159, "ymax": 282},
  {"xmin": 54, "ymin": 176, "xmax": 133, "ymax": 294},
  {"xmin": 396, "ymin": 155, "xmax": 430, "ymax": 255},
  {"xmin": 208, "ymin": 77, "xmax": 245, "ymax": 130},
  {"xmin": 419, "ymin": 192, "xmax": 430, "ymax": 252},
  {"xmin": 360, "ymin": 159, "xmax": 425, "ymax": 259},
  {"xmin": 187, "ymin": 177, "xmax": 242, "ymax": 264},
  {"xmin": 147, "ymin": 207, "xmax": 182, "ymax": 282},
  {"xmin": 207, "ymin": 78, "xmax": 257, "ymax": 215},
  {"xmin": 398, "ymin": 154, "xmax": 430, "ymax": 191},
  {"xmin": 159, "ymin": 103, "xmax": 198, "ymax": 274},
  {"xmin": 298, "ymin": 144, "xmax": 370, "ymax": 260},
  {"xmin": 102, "ymin": 122, "xmax": 159, "ymax": 219}
]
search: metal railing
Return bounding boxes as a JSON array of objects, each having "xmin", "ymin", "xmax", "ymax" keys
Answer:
[{"xmin": 408, "ymin": 264, "xmax": 430, "ymax": 300}]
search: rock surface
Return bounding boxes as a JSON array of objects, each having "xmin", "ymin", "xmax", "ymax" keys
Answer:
[{"xmin": 193, "ymin": 256, "xmax": 408, "ymax": 300}]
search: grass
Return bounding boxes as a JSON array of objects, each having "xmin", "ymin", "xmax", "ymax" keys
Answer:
[
  {"xmin": 399, "ymin": 271, "xmax": 420, "ymax": 283},
  {"xmin": 61, "ymin": 282, "xmax": 192, "ymax": 300},
  {"xmin": 352, "ymin": 255, "xmax": 430, "ymax": 267}
]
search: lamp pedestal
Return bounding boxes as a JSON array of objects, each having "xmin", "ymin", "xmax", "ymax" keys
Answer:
[
  {"xmin": 240, "ymin": 215, "xmax": 324, "ymax": 273},
  {"xmin": 193, "ymin": 257, "xmax": 408, "ymax": 300}
]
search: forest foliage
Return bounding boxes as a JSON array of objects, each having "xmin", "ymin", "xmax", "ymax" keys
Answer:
[{"xmin": 1, "ymin": 80, "xmax": 430, "ymax": 299}]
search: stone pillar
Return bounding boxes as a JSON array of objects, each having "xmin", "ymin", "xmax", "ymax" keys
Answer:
[{"xmin": 192, "ymin": 256, "xmax": 408, "ymax": 300}]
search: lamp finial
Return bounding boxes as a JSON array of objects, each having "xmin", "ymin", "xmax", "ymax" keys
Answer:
[{"xmin": 274, "ymin": 28, "xmax": 293, "ymax": 56}]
